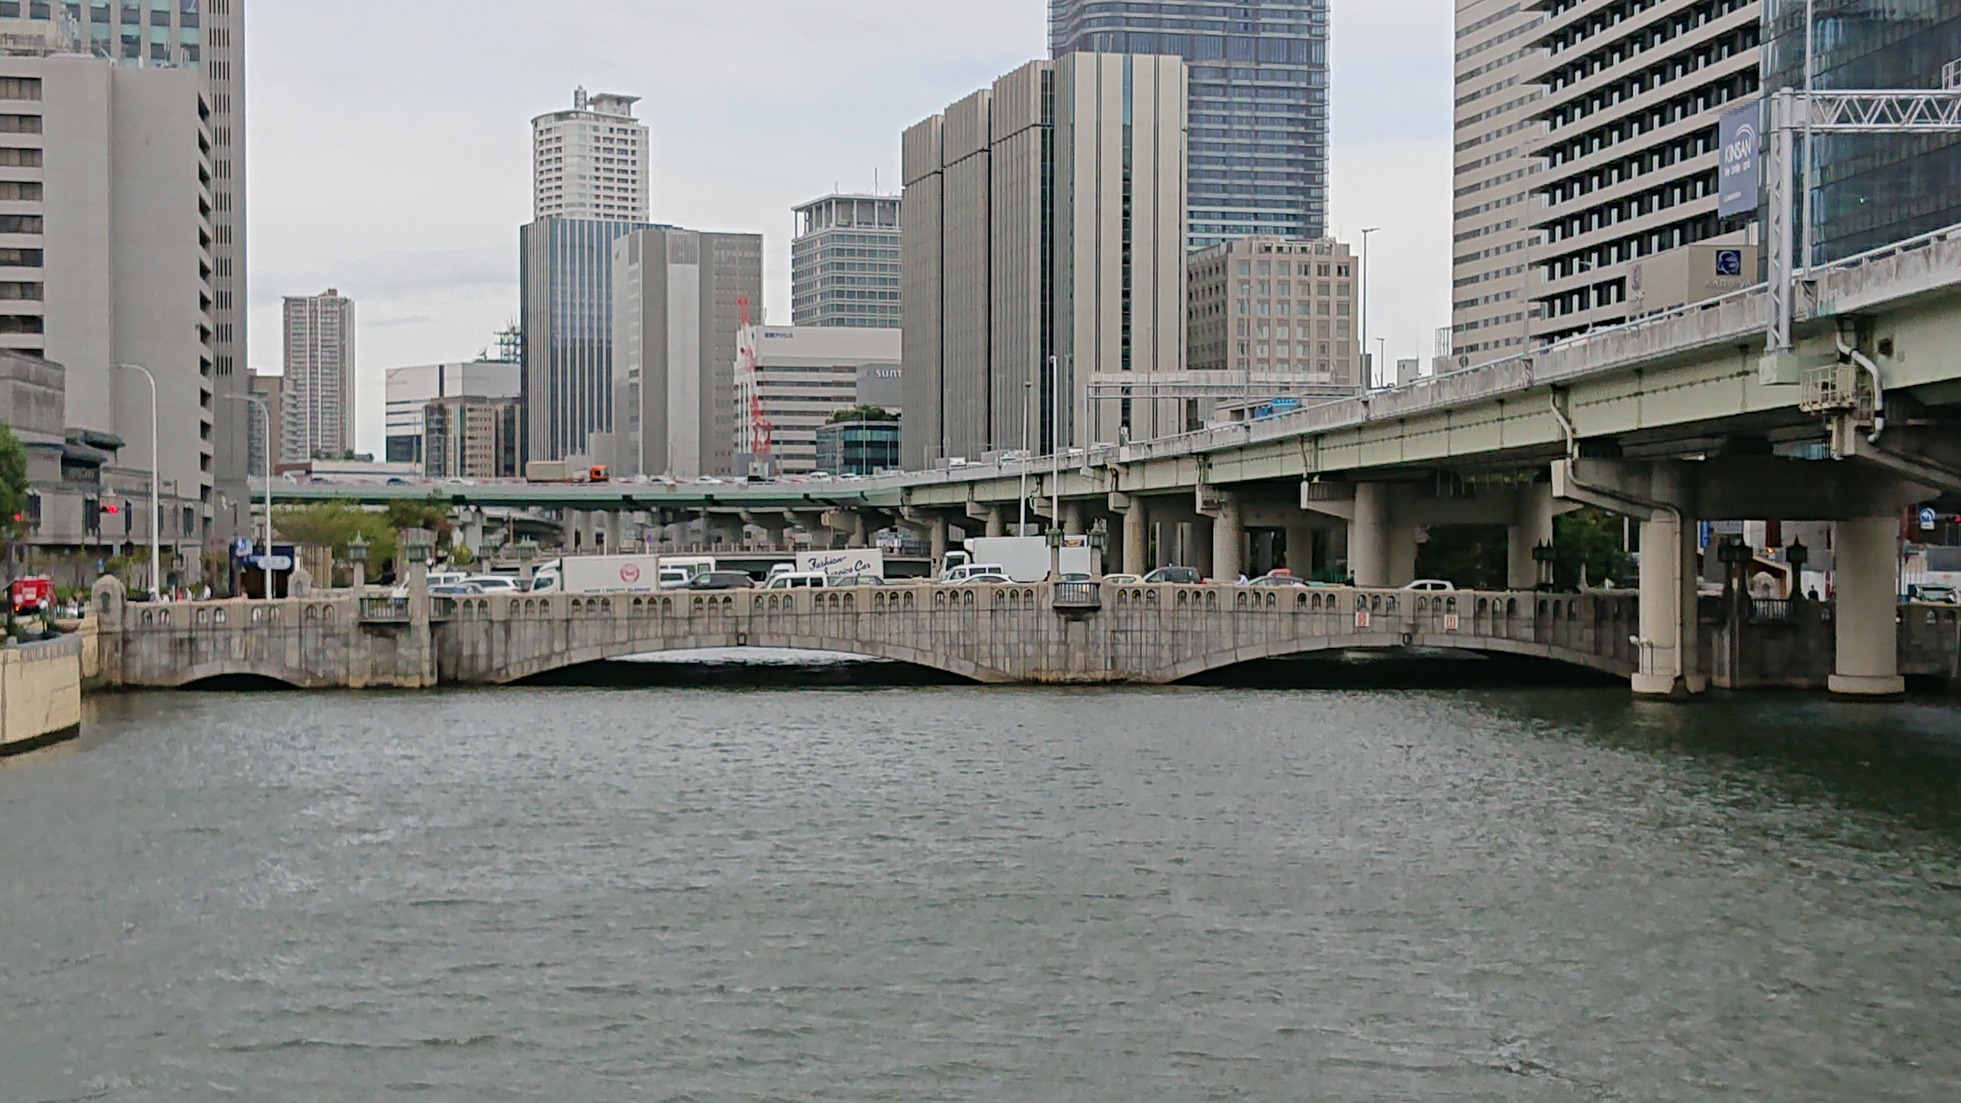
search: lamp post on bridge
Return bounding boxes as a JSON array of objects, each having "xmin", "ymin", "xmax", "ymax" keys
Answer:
[{"xmin": 347, "ymin": 533, "xmax": 369, "ymax": 592}]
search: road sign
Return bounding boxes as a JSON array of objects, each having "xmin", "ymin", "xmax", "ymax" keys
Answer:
[
  {"xmin": 234, "ymin": 537, "xmax": 253, "ymax": 558},
  {"xmin": 1921, "ymin": 507, "xmax": 1938, "ymax": 531},
  {"xmin": 247, "ymin": 554, "xmax": 293, "ymax": 572}
]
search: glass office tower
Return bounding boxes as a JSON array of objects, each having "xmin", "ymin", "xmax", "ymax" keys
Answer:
[
  {"xmin": 1050, "ymin": 0, "xmax": 1329, "ymax": 247},
  {"xmin": 1762, "ymin": 0, "xmax": 1961, "ymax": 263}
]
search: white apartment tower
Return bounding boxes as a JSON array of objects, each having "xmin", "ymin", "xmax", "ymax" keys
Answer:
[
  {"xmin": 532, "ymin": 87, "xmax": 650, "ymax": 222},
  {"xmin": 281, "ymin": 289, "xmax": 355, "ymax": 462},
  {"xmin": 1449, "ymin": 1, "xmax": 1547, "ymax": 366}
]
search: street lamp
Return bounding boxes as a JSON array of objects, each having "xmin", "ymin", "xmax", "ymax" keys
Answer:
[
  {"xmin": 115, "ymin": 363, "xmax": 161, "ymax": 598},
  {"xmin": 1359, "ymin": 227, "xmax": 1380, "ymax": 387},
  {"xmin": 225, "ymin": 393, "xmax": 273, "ymax": 600},
  {"xmin": 1019, "ymin": 377, "xmax": 1033, "ymax": 536}
]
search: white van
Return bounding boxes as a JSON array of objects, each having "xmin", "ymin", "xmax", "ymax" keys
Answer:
[
  {"xmin": 940, "ymin": 563, "xmax": 1011, "ymax": 585},
  {"xmin": 764, "ymin": 571, "xmax": 828, "ymax": 590}
]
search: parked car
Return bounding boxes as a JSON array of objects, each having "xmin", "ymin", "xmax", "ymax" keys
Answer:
[
  {"xmin": 430, "ymin": 582, "xmax": 485, "ymax": 596},
  {"xmin": 463, "ymin": 575, "xmax": 523, "ymax": 593},
  {"xmin": 1102, "ymin": 573, "xmax": 1142, "ymax": 586},
  {"xmin": 688, "ymin": 571, "xmax": 756, "ymax": 591},
  {"xmin": 1402, "ymin": 579, "xmax": 1457, "ymax": 592},
  {"xmin": 765, "ymin": 571, "xmax": 828, "ymax": 590},
  {"xmin": 832, "ymin": 574, "xmax": 887, "ymax": 587},
  {"xmin": 1250, "ymin": 571, "xmax": 1309, "ymax": 587},
  {"xmin": 1142, "ymin": 566, "xmax": 1202, "ymax": 584},
  {"xmin": 1059, "ymin": 572, "xmax": 1094, "ymax": 583}
]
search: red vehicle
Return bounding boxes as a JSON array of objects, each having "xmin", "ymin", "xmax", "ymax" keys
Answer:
[{"xmin": 8, "ymin": 576, "xmax": 53, "ymax": 617}]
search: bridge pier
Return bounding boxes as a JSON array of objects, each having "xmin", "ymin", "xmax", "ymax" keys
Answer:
[
  {"xmin": 1829, "ymin": 515, "xmax": 1906, "ymax": 698},
  {"xmin": 1200, "ymin": 488, "xmax": 1244, "ymax": 581},
  {"xmin": 1113, "ymin": 493, "xmax": 1150, "ymax": 576},
  {"xmin": 1507, "ymin": 482, "xmax": 1557, "ymax": 590}
]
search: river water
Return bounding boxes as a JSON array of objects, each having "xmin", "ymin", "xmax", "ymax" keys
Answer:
[{"xmin": 4, "ymin": 679, "xmax": 1960, "ymax": 1101}]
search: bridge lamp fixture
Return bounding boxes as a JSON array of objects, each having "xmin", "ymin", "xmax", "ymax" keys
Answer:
[{"xmin": 347, "ymin": 533, "xmax": 368, "ymax": 565}]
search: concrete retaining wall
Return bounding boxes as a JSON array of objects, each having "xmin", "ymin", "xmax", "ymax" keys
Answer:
[{"xmin": 1, "ymin": 636, "xmax": 83, "ymax": 756}]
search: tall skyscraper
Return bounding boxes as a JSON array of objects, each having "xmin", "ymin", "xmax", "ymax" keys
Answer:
[
  {"xmin": 1448, "ymin": 0, "xmax": 1546, "ymax": 366},
  {"xmin": 280, "ymin": 289, "xmax": 355, "ymax": 462},
  {"xmin": 3, "ymin": 0, "xmax": 248, "ymax": 524},
  {"xmin": 609, "ymin": 227, "xmax": 762, "ymax": 479},
  {"xmin": 383, "ymin": 360, "xmax": 522, "ymax": 467},
  {"xmin": 791, "ymin": 194, "xmax": 901, "ymax": 328},
  {"xmin": 532, "ymin": 87, "xmax": 651, "ymax": 222},
  {"xmin": 1761, "ymin": 0, "xmax": 1961, "ymax": 265},
  {"xmin": 1049, "ymin": 0, "xmax": 1328, "ymax": 247},
  {"xmin": 520, "ymin": 217, "xmax": 653, "ymax": 462},
  {"xmin": 902, "ymin": 54, "xmax": 1190, "ymax": 470},
  {"xmin": 521, "ymin": 88, "xmax": 656, "ymax": 462}
]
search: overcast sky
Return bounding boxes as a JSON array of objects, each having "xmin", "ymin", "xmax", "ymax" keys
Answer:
[{"xmin": 245, "ymin": 1, "xmax": 1452, "ymax": 455}]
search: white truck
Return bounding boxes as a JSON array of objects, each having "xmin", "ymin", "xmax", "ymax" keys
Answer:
[
  {"xmin": 530, "ymin": 554, "xmax": 713, "ymax": 594},
  {"xmin": 956, "ymin": 536, "xmax": 1095, "ymax": 583},
  {"xmin": 795, "ymin": 548, "xmax": 886, "ymax": 583}
]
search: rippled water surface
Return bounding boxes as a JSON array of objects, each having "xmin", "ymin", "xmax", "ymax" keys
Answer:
[{"xmin": 5, "ymin": 684, "xmax": 1961, "ymax": 1101}]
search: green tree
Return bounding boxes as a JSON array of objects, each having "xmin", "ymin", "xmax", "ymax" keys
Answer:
[
  {"xmin": 829, "ymin": 405, "xmax": 897, "ymax": 423},
  {"xmin": 1554, "ymin": 507, "xmax": 1632, "ymax": 590},
  {"xmin": 1414, "ymin": 524, "xmax": 1508, "ymax": 590},
  {"xmin": 0, "ymin": 424, "xmax": 27, "ymax": 560},
  {"xmin": 384, "ymin": 494, "xmax": 454, "ymax": 546},
  {"xmin": 272, "ymin": 501, "xmax": 397, "ymax": 572}
]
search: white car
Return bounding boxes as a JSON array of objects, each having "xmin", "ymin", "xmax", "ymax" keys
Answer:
[
  {"xmin": 463, "ymin": 575, "xmax": 523, "ymax": 593},
  {"xmin": 941, "ymin": 564, "xmax": 1012, "ymax": 585},
  {"xmin": 1401, "ymin": 579, "xmax": 1457, "ymax": 592}
]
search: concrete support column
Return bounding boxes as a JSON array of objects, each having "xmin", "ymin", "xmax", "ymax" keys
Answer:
[
  {"xmin": 1349, "ymin": 484, "xmax": 1392, "ymax": 588},
  {"xmin": 1210, "ymin": 493, "xmax": 1244, "ymax": 581},
  {"xmin": 1192, "ymin": 519, "xmax": 1215, "ymax": 579},
  {"xmin": 1508, "ymin": 482, "xmax": 1557, "ymax": 590},
  {"xmin": 711, "ymin": 516, "xmax": 742, "ymax": 549},
  {"xmin": 1632, "ymin": 474, "xmax": 1702, "ymax": 697},
  {"xmin": 1283, "ymin": 517, "xmax": 1316, "ymax": 577},
  {"xmin": 849, "ymin": 511, "xmax": 869, "ymax": 546},
  {"xmin": 1122, "ymin": 499, "xmax": 1149, "ymax": 576},
  {"xmin": 929, "ymin": 518, "xmax": 950, "ymax": 567},
  {"xmin": 984, "ymin": 507, "xmax": 1006, "ymax": 539},
  {"xmin": 605, "ymin": 511, "xmax": 623, "ymax": 554},
  {"xmin": 1829, "ymin": 515, "xmax": 1905, "ymax": 697},
  {"xmin": 1061, "ymin": 500, "xmax": 1086, "ymax": 537}
]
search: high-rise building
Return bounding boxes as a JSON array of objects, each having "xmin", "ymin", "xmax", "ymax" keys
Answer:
[
  {"xmin": 0, "ymin": 51, "xmax": 217, "ymax": 558},
  {"xmin": 280, "ymin": 289, "xmax": 355, "ymax": 462},
  {"xmin": 532, "ymin": 87, "xmax": 650, "ymax": 222},
  {"xmin": 791, "ymin": 194, "xmax": 901, "ymax": 328},
  {"xmin": 901, "ymin": 54, "xmax": 1190, "ymax": 470},
  {"xmin": 1761, "ymin": 0, "xmax": 1961, "ymax": 265},
  {"xmin": 609, "ymin": 227, "xmax": 763, "ymax": 479},
  {"xmin": 1049, "ymin": 0, "xmax": 1329, "ymax": 247},
  {"xmin": 245, "ymin": 371, "xmax": 284, "ymax": 476},
  {"xmin": 519, "ymin": 217, "xmax": 655, "ymax": 462},
  {"xmin": 733, "ymin": 325, "xmax": 902, "ymax": 474},
  {"xmin": 383, "ymin": 360, "xmax": 522, "ymax": 467},
  {"xmin": 1524, "ymin": 0, "xmax": 1762, "ymax": 342},
  {"xmin": 423, "ymin": 396, "xmax": 523, "ymax": 481},
  {"xmin": 3, "ymin": 0, "xmax": 253, "ymax": 515},
  {"xmin": 1187, "ymin": 237, "xmax": 1363, "ymax": 395},
  {"xmin": 1448, "ymin": 0, "xmax": 1547, "ymax": 365}
]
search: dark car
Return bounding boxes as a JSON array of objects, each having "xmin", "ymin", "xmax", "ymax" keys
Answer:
[
  {"xmin": 1142, "ymin": 566, "xmax": 1202, "ymax": 584},
  {"xmin": 688, "ymin": 571, "xmax": 755, "ymax": 591},
  {"xmin": 833, "ymin": 575, "xmax": 887, "ymax": 587}
]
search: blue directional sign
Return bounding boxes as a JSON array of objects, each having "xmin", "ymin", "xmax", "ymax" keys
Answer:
[{"xmin": 1921, "ymin": 507, "xmax": 1938, "ymax": 531}]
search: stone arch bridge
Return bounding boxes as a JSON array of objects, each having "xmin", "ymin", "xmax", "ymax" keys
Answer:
[{"xmin": 95, "ymin": 581, "xmax": 1641, "ymax": 689}]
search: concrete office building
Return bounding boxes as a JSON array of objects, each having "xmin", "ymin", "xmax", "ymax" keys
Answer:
[
  {"xmin": 1525, "ymin": 0, "xmax": 1762, "ymax": 341},
  {"xmin": 245, "ymin": 370, "xmax": 283, "ymax": 477},
  {"xmin": 1050, "ymin": 0, "xmax": 1329, "ymax": 246},
  {"xmin": 901, "ymin": 53, "xmax": 1189, "ymax": 470},
  {"xmin": 733, "ymin": 324, "xmax": 902, "ymax": 474},
  {"xmin": 0, "ymin": 50, "xmax": 217, "ymax": 567},
  {"xmin": 533, "ymin": 87, "xmax": 650, "ymax": 222},
  {"xmin": 1187, "ymin": 236, "xmax": 1363, "ymax": 400},
  {"xmin": 1761, "ymin": 0, "xmax": 1961, "ymax": 265},
  {"xmin": 384, "ymin": 359, "xmax": 522, "ymax": 467},
  {"xmin": 2, "ymin": 0, "xmax": 253, "ymax": 516},
  {"xmin": 1449, "ymin": 0, "xmax": 1547, "ymax": 365},
  {"xmin": 281, "ymin": 289, "xmax": 355, "ymax": 462},
  {"xmin": 423, "ymin": 396, "xmax": 523, "ymax": 481},
  {"xmin": 610, "ymin": 226, "xmax": 763, "ymax": 480},
  {"xmin": 791, "ymin": 193, "xmax": 900, "ymax": 328}
]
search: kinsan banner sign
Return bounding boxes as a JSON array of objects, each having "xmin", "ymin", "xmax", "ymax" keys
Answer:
[{"xmin": 1718, "ymin": 99, "xmax": 1762, "ymax": 220}]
